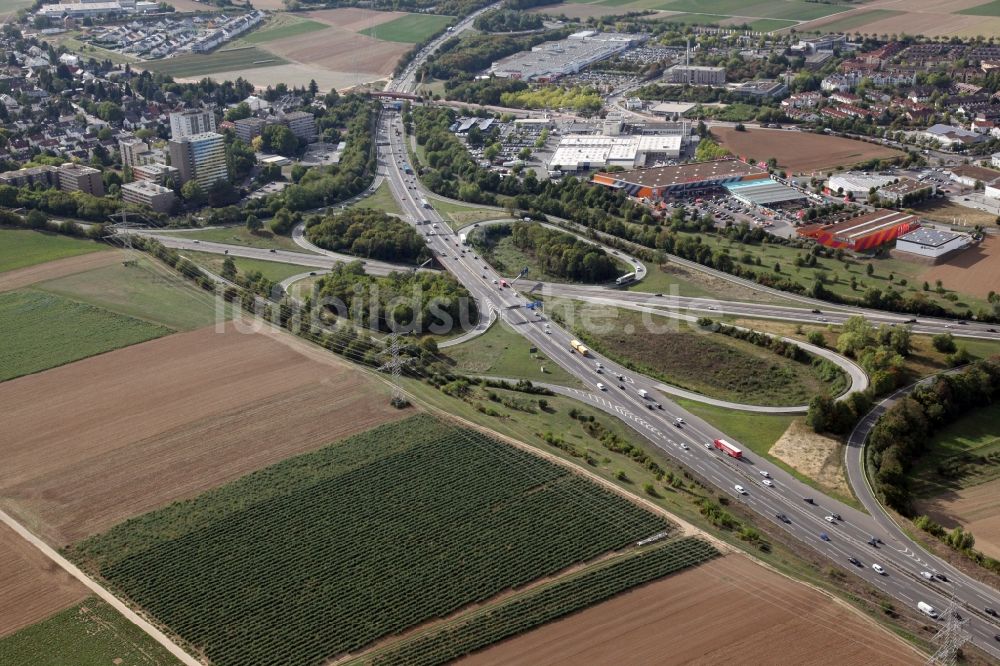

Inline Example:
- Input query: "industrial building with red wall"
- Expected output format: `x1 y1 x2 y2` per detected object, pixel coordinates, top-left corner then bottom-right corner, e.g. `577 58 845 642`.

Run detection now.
797 210 920 251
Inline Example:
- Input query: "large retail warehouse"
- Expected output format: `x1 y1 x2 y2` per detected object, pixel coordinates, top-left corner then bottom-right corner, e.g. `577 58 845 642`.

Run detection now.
591 158 769 200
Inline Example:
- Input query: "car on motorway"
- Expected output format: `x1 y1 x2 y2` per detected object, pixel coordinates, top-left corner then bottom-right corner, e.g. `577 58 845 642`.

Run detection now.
830 513 841 521
820 532 830 542
920 571 934 581
269 249 276 253
824 515 836 523
674 417 684 424
987 607 998 617
735 485 747 495
848 556 862 567
776 513 790 523
680 443 689 450
762 479 774 487
872 563 886 575
759 470 770 478
804 497 815 504
596 382 606 391
934 573 948 582
867 537 878 547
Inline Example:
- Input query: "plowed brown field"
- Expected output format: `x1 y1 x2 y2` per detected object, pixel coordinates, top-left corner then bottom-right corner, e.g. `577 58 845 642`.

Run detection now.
461 555 920 666
0 522 87 637
0 322 404 546
713 127 903 174
920 235 1000 299
919 478 1000 561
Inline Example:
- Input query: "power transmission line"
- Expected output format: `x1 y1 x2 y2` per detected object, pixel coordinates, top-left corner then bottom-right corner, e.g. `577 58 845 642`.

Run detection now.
926 593 970 666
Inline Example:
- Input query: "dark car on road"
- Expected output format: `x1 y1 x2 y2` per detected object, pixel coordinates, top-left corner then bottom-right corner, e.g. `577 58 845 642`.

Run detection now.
776 513 790 524
848 556 861 567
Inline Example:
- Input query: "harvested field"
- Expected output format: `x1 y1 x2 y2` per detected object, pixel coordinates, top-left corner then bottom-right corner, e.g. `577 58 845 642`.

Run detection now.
0 249 123 293
462 554 920 666
798 0 1000 37
0 323 403 545
191 64 383 92
911 199 998 227
770 418 853 499
302 7 409 31
920 235 1000 299
0 522 87 638
712 127 903 174
263 29 408 77
918 479 1000 561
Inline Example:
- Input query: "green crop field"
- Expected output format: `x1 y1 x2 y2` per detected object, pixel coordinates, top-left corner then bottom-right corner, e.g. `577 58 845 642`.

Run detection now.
140 46 287 78
36 257 222 331
361 537 718 666
910 403 1000 496
163 226 303 252
360 14 454 43
0 229 105 273
240 17 328 44
958 0 1000 16
0 597 180 666
70 414 669 666
0 290 171 382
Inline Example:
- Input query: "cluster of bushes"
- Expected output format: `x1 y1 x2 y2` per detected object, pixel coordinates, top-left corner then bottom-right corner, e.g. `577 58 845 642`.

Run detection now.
569 409 665 479
0 182 133 223
499 86 603 115
305 208 430 264
914 516 1000 575
867 356 1000 515
475 222 620 283
315 261 477 335
444 77 529 106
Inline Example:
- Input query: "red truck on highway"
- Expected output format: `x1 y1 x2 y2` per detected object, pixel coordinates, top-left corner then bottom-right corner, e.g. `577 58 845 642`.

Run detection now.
713 439 743 459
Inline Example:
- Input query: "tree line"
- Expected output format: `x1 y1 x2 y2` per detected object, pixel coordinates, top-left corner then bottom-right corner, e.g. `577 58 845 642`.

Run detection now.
305 208 430 264
505 221 620 282
473 9 543 32
867 356 1000 515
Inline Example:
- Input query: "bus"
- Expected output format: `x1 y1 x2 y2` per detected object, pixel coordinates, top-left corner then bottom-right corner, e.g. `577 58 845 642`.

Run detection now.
570 339 590 356
615 272 636 286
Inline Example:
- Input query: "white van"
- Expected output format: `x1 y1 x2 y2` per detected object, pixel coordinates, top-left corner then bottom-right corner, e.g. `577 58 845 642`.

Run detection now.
637 389 649 399
918 601 939 619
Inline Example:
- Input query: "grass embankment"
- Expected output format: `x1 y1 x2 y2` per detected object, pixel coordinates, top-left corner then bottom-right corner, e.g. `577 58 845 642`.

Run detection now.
427 195 506 230
350 182 404 216
682 231 992 317
0 229 105 273
0 597 181 665
164 226 303 252
549 301 845 407
910 403 1000 497
179 249 316 284
445 320 580 387
0 290 171 382
36 256 223 331
628 261 803 305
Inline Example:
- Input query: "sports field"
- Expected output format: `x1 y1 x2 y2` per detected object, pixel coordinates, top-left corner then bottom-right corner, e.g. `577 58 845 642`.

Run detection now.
0 290 171 383
360 13 454 43
0 229 105 274
69 414 671 665
140 46 287 78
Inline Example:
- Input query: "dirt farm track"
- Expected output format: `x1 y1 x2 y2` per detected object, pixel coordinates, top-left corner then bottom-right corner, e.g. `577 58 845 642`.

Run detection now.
462 555 920 665
713 127 904 174
0 322 404 546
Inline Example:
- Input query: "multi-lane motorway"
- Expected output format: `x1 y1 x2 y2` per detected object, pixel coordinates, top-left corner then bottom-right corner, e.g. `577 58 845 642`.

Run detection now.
378 37 1000 654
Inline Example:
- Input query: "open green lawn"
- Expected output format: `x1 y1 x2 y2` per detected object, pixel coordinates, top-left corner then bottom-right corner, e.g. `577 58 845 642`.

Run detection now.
549 300 845 407
910 403 1000 497
360 14 454 43
350 182 404 216
0 290 171 382
0 597 181 666
689 231 990 317
140 46 286 78
426 195 506 230
240 16 328 44
673 398 794 458
0 229 105 273
445 320 581 386
163 226 303 252
808 9 902 32
958 0 1000 16
36 256 222 331
180 249 316 284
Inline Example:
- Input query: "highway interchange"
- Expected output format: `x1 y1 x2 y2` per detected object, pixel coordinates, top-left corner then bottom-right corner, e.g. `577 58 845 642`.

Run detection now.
375 22 1000 657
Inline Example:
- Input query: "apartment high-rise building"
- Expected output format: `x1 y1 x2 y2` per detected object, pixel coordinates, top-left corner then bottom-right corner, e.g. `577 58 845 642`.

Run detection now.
169 108 217 140
56 163 105 196
122 180 176 213
119 137 151 169
282 111 317 143
168 132 229 189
